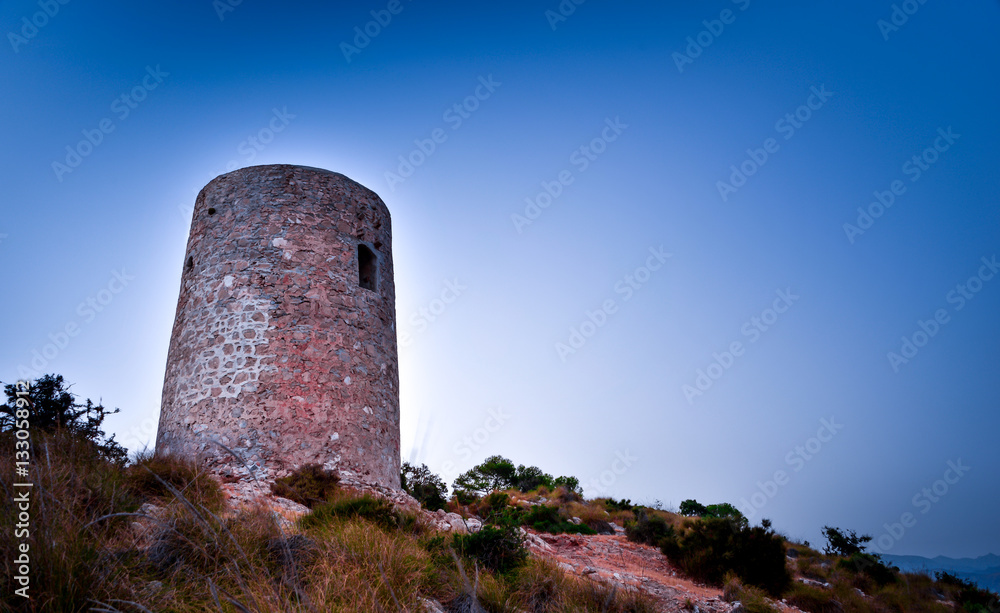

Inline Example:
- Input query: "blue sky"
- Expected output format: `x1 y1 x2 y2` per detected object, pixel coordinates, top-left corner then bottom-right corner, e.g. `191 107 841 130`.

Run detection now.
1 1 998 557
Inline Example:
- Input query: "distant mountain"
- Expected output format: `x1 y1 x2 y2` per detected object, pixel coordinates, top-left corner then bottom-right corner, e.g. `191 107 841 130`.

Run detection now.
880 554 1000 594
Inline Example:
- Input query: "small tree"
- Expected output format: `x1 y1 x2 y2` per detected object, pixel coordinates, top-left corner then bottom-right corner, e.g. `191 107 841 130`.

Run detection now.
452 455 518 498
514 464 553 492
553 475 582 494
400 462 448 511
680 499 708 516
0 374 127 465
822 526 872 557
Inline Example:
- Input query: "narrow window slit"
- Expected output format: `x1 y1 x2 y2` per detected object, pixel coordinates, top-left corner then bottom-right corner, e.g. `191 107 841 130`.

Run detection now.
358 244 377 291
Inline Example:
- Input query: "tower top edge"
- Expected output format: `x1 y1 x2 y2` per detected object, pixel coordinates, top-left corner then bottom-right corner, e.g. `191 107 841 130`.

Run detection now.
202 165 388 212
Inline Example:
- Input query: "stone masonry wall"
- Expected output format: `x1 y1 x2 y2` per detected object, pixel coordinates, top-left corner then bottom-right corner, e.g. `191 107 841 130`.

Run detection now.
156 164 400 488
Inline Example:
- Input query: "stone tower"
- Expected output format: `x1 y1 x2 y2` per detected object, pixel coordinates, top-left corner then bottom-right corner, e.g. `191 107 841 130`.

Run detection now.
156 164 400 489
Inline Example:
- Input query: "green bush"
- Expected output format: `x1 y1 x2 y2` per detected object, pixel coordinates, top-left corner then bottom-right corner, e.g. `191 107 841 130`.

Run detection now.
625 510 673 546
659 517 790 597
453 523 528 575
301 494 400 530
523 504 595 535
400 462 448 511
477 491 512 523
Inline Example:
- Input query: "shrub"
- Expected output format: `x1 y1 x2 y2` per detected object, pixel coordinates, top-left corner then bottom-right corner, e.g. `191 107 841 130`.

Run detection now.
660 517 790 596
836 552 897 587
453 522 528 575
523 504 595 535
515 464 554 492
552 475 582 494
400 462 448 511
703 503 747 526
722 575 782 613
126 450 225 512
784 582 843 613
270 463 340 508
302 494 400 531
606 497 636 512
822 525 872 557
1 374 128 464
679 499 707 516
625 510 673 546
474 491 512 523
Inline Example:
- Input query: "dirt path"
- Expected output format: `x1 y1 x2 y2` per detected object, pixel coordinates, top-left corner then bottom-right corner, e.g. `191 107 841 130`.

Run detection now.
523 528 803 613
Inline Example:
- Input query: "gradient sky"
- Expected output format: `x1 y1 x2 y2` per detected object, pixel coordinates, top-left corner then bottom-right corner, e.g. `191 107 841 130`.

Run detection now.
1 1 998 558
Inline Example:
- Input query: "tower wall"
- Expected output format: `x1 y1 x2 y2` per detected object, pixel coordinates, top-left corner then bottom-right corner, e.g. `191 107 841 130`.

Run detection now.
156 164 400 488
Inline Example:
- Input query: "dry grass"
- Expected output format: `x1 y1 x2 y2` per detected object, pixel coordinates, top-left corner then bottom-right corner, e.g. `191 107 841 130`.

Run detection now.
4 430 993 613
722 574 782 613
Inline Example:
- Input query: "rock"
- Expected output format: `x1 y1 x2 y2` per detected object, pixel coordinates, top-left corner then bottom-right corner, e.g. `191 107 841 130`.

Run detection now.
786 547 799 558
271 511 294 531
141 580 164 596
569 516 582 525
583 566 599 575
729 602 746 613
558 562 575 573
444 512 468 534
271 496 310 516
466 517 483 533
139 502 164 517
419 597 447 613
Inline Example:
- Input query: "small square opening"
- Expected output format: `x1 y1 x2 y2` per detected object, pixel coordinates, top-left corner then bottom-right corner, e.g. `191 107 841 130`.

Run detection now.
358 244 377 291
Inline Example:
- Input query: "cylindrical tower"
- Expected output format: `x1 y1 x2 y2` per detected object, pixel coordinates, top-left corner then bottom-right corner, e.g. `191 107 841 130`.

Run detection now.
156 164 400 488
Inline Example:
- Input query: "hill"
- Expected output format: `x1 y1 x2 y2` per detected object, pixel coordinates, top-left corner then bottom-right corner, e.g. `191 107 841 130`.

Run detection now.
880 553 1000 593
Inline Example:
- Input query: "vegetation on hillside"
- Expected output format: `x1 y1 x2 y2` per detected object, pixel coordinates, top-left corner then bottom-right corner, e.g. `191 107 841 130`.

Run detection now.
3 374 998 613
